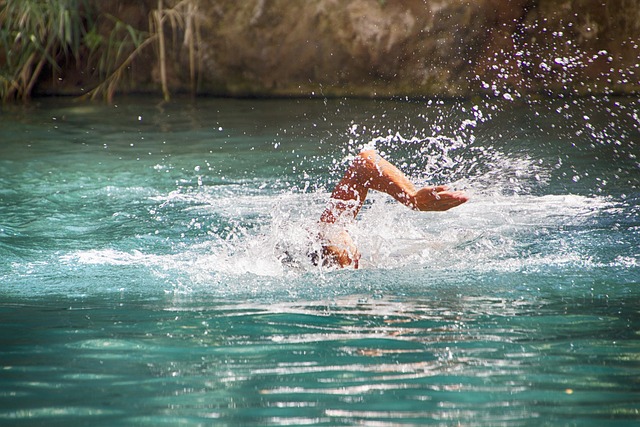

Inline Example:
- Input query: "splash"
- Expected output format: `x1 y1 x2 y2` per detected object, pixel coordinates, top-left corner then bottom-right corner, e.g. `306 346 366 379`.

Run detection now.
51 96 636 298
59 150 615 291
58 186 617 303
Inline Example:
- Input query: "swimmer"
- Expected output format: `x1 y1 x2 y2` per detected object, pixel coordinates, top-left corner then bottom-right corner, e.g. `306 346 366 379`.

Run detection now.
317 149 469 268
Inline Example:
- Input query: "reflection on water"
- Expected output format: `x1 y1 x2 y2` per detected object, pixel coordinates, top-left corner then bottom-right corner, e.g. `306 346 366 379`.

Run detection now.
1 294 638 425
0 96 638 425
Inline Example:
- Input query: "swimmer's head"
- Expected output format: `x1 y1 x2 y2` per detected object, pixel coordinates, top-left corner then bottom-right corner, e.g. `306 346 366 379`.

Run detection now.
321 230 360 269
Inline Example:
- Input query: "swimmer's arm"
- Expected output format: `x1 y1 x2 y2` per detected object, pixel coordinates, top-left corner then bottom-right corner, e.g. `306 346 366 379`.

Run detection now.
320 150 468 222
345 150 468 212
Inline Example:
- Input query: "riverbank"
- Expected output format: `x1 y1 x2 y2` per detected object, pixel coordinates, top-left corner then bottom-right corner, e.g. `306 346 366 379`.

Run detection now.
32 0 640 100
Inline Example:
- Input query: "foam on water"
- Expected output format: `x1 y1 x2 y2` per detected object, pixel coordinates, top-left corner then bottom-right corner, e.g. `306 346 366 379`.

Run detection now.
59 151 617 297
3 95 634 301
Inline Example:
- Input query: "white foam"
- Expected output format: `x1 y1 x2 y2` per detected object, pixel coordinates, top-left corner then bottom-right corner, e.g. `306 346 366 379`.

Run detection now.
61 187 615 285
59 143 620 293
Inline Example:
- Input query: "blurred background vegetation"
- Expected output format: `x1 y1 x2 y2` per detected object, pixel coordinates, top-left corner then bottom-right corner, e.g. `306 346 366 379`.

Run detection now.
0 0 198 102
1 0 638 102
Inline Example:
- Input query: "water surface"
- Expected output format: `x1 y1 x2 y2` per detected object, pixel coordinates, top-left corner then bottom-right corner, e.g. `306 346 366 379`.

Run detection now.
1 96 638 425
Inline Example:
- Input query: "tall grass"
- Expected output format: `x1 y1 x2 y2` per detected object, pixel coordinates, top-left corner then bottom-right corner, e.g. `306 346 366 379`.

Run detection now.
0 0 201 102
0 0 93 100
149 0 202 102
81 13 154 103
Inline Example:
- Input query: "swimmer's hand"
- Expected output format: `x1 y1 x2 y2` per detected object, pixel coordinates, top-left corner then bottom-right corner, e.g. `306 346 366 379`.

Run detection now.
411 186 469 211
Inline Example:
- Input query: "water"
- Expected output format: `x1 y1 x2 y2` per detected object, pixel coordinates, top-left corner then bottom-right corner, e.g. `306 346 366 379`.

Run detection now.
0 96 638 426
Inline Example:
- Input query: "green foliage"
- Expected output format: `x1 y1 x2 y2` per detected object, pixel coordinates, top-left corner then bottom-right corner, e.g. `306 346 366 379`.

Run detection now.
0 0 201 102
82 0 202 102
81 14 153 102
0 0 149 102
0 0 93 100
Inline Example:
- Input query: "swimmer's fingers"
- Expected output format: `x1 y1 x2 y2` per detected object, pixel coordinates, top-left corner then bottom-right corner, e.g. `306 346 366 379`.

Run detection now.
413 187 469 211
433 190 469 210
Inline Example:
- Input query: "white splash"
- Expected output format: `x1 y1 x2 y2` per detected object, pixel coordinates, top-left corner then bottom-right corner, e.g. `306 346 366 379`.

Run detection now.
61 181 615 283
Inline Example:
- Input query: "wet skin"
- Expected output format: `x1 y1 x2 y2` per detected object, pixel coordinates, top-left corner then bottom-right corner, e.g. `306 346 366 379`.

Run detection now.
319 150 469 268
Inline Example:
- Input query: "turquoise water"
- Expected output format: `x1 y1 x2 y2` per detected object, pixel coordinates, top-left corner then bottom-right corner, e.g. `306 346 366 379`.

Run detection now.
1 96 638 426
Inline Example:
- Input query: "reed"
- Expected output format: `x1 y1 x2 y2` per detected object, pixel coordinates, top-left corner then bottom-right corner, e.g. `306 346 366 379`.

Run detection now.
81 15 154 103
0 0 92 100
1 0 201 102
149 0 202 102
